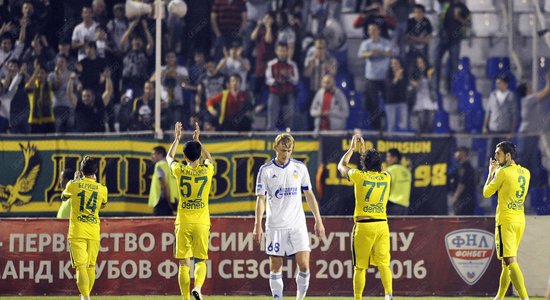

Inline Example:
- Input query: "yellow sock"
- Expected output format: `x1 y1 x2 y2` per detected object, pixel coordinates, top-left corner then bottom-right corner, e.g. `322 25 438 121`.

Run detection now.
87 267 96 295
508 262 528 298
379 265 393 295
496 263 511 298
178 265 191 300
353 267 366 300
194 261 207 289
76 265 90 297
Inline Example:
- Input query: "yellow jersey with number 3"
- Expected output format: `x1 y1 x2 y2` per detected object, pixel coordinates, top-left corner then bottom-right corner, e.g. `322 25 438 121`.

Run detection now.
62 177 108 240
483 163 530 224
171 160 214 225
348 169 391 220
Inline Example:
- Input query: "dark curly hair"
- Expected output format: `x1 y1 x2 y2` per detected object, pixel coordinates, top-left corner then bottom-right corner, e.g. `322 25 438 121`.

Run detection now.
362 149 382 172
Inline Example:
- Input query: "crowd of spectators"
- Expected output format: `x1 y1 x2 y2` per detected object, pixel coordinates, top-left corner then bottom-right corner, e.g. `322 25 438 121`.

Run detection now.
0 0 539 135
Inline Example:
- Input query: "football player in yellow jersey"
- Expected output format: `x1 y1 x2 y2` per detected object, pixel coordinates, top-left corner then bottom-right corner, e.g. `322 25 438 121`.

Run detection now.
483 141 530 300
338 134 393 300
62 157 108 300
167 122 214 300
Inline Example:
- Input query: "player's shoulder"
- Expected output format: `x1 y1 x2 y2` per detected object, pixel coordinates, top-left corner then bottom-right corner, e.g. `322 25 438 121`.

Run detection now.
290 158 305 166
259 160 275 170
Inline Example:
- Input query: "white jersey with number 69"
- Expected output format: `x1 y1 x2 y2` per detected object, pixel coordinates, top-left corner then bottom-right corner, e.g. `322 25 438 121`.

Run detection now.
256 159 312 230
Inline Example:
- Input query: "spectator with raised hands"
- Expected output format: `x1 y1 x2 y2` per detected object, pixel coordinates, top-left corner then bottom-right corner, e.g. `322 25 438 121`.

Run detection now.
48 55 73 133
25 62 55 133
120 19 153 97
72 6 98 62
0 19 26 76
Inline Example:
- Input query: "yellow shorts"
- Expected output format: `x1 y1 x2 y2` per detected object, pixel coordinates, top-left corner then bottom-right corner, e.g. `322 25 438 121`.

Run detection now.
351 221 390 268
69 238 100 268
495 222 525 259
175 223 210 260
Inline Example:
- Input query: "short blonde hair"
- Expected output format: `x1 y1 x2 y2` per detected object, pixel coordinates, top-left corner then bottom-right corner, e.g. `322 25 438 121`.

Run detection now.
274 133 294 148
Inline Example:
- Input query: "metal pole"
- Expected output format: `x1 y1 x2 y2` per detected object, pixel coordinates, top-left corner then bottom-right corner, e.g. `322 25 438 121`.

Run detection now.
154 0 163 139
532 14 539 89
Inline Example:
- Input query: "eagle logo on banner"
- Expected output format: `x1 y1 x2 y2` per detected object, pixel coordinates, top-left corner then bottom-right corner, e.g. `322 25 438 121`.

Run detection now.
0 142 41 211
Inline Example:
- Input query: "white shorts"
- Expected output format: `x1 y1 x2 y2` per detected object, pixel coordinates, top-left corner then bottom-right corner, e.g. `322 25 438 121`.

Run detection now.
265 226 311 256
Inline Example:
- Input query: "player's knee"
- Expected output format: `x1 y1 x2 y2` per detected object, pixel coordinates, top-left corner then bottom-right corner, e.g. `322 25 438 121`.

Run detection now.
87 265 95 268
296 261 309 272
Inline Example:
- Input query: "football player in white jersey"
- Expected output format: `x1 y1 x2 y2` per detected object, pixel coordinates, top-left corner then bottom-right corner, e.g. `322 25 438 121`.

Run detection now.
253 133 325 300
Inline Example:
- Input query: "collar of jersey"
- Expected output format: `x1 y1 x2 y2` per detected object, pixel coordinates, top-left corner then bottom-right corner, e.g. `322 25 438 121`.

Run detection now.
82 177 95 181
272 158 291 169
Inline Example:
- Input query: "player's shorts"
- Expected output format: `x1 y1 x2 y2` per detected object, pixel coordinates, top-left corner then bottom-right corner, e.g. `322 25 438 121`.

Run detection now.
351 220 390 268
175 223 210 260
69 238 100 268
265 226 310 256
495 222 525 259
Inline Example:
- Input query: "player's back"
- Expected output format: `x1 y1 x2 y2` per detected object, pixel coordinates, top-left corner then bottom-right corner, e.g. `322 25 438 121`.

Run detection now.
348 169 391 220
256 159 311 230
171 161 214 225
63 177 108 240
494 164 530 224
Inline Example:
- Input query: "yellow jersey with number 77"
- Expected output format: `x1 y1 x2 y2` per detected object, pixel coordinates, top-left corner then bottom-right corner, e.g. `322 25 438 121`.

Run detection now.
348 169 391 220
170 160 214 225
483 163 530 224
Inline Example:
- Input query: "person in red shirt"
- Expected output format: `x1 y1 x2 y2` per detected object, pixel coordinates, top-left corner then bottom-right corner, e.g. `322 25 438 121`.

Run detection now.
206 74 252 131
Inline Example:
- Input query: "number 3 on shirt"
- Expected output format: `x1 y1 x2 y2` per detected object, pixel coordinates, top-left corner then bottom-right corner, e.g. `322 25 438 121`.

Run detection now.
516 176 526 198
179 176 208 198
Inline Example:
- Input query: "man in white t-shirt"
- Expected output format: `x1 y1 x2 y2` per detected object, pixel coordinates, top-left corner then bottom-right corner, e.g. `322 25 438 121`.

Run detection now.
253 133 325 300
72 6 98 61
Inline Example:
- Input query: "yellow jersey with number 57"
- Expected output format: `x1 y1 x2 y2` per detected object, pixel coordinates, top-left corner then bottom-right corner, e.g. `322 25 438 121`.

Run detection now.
62 177 108 240
171 160 214 225
483 163 530 224
348 169 391 220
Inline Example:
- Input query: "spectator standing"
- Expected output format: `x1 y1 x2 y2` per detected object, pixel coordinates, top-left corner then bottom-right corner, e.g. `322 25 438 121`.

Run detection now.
483 75 518 149
352 0 396 40
21 34 56 73
106 4 128 52
25 63 54 133
0 21 26 76
4 59 29 133
57 39 77 71
358 23 394 131
265 42 299 130
120 19 153 97
405 4 432 67
451 146 476 215
207 74 252 131
244 0 271 56
148 146 178 216
187 51 207 87
48 55 73 133
303 37 337 129
72 6 98 62
385 148 411 215
387 0 413 59
67 70 113 133
211 0 247 59
385 57 408 131
0 60 24 132
131 81 157 131
216 41 251 90
409 55 438 133
91 0 108 26
434 0 470 93
160 50 189 125
78 42 107 93
250 12 276 110
310 74 349 131
199 59 227 100
95 25 114 61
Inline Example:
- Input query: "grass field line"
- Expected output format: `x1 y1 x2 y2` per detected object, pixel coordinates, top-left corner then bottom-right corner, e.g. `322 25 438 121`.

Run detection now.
0 297 545 300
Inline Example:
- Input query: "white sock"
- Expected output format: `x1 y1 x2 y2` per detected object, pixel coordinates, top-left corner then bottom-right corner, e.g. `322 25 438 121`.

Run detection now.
384 294 392 300
269 272 284 299
296 271 310 300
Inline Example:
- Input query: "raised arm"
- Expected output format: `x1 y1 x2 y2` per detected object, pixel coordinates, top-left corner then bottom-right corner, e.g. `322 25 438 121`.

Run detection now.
101 69 113 106
67 73 78 108
338 134 361 177
192 122 213 163
167 122 183 166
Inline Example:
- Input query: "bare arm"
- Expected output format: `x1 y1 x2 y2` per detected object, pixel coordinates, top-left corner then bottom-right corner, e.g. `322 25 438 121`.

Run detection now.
102 72 113 107
211 12 221 37
253 195 266 244
250 21 261 40
452 183 465 204
142 20 154 55
67 73 78 108
166 122 183 166
119 20 138 52
303 189 326 239
192 122 213 163
338 134 362 177
535 73 550 100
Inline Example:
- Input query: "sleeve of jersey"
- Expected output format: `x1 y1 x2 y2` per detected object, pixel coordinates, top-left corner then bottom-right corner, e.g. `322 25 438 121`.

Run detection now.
301 165 312 191
206 161 215 177
347 169 358 183
61 181 73 200
255 165 267 196
483 169 503 198
170 161 180 178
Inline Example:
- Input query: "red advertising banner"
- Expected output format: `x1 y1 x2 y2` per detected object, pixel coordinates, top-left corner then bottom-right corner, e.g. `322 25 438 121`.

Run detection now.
0 217 500 296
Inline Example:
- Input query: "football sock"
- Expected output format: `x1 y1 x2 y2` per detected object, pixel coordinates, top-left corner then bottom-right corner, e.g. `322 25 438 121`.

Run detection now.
87 266 96 294
194 261 207 291
379 265 393 295
508 262 528 298
269 272 284 299
353 267 366 300
178 264 191 300
496 263 511 299
76 265 90 298
295 271 310 300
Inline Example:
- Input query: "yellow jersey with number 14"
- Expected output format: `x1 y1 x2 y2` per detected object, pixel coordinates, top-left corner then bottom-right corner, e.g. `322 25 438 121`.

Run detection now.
483 163 530 224
348 169 391 220
62 177 108 240
171 161 214 225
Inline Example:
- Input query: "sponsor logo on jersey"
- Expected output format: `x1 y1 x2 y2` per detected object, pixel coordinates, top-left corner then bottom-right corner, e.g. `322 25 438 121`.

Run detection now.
445 229 494 285
274 187 298 199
